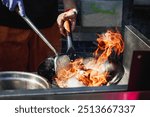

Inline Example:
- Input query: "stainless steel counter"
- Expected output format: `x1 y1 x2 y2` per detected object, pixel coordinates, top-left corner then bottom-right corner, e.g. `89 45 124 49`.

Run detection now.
0 85 127 99
1 85 150 100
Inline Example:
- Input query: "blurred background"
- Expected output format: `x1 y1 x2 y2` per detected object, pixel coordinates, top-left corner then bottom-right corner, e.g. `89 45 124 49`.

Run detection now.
58 0 150 53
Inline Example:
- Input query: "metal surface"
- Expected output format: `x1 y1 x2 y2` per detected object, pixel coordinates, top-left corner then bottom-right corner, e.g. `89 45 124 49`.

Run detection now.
55 55 70 74
2 89 150 100
123 25 150 72
0 71 50 90
0 85 127 99
118 25 150 85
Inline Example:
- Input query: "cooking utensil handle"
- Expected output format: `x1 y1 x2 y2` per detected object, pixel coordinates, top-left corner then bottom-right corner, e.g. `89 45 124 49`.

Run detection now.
64 20 75 52
66 32 74 50
18 14 58 56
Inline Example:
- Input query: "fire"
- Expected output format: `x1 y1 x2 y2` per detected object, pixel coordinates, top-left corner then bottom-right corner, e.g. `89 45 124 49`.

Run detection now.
55 30 124 88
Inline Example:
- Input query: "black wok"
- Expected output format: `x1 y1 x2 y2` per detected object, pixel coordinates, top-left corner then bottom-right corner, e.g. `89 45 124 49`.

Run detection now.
37 52 125 87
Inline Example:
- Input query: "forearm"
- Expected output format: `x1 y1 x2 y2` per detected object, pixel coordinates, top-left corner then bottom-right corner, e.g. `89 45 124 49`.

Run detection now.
63 0 76 10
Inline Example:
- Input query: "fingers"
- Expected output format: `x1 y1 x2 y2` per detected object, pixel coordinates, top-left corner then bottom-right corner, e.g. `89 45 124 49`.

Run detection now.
1 0 25 16
9 0 15 11
57 9 77 36
57 13 66 36
2 0 9 7
17 0 25 16
2 0 14 10
63 9 77 20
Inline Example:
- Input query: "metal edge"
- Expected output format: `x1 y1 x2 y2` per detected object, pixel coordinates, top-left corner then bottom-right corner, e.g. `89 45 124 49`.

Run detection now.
0 85 127 99
0 71 51 89
125 25 150 47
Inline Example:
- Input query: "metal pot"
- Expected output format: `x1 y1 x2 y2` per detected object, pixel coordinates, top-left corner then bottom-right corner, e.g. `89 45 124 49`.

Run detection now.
0 71 50 90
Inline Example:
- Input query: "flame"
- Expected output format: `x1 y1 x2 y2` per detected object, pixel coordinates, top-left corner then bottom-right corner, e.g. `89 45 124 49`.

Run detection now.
55 30 124 88
94 30 124 64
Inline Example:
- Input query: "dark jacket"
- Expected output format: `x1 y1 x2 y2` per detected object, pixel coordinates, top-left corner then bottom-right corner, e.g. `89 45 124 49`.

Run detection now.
0 0 58 29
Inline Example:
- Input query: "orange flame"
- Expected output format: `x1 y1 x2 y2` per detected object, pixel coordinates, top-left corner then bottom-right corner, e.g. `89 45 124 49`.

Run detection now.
55 30 124 88
94 30 124 64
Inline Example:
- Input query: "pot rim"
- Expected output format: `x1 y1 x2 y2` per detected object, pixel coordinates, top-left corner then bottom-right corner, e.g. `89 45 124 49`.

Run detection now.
0 71 51 89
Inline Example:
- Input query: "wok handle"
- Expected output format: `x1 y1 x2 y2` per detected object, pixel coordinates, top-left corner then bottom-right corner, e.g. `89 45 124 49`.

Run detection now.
18 13 58 56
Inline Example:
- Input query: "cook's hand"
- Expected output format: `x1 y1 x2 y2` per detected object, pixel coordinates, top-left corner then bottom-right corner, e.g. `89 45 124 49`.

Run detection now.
57 8 77 36
1 0 25 16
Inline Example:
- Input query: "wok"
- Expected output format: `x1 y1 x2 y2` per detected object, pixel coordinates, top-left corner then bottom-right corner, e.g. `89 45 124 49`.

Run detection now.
37 52 125 87
0 71 50 90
